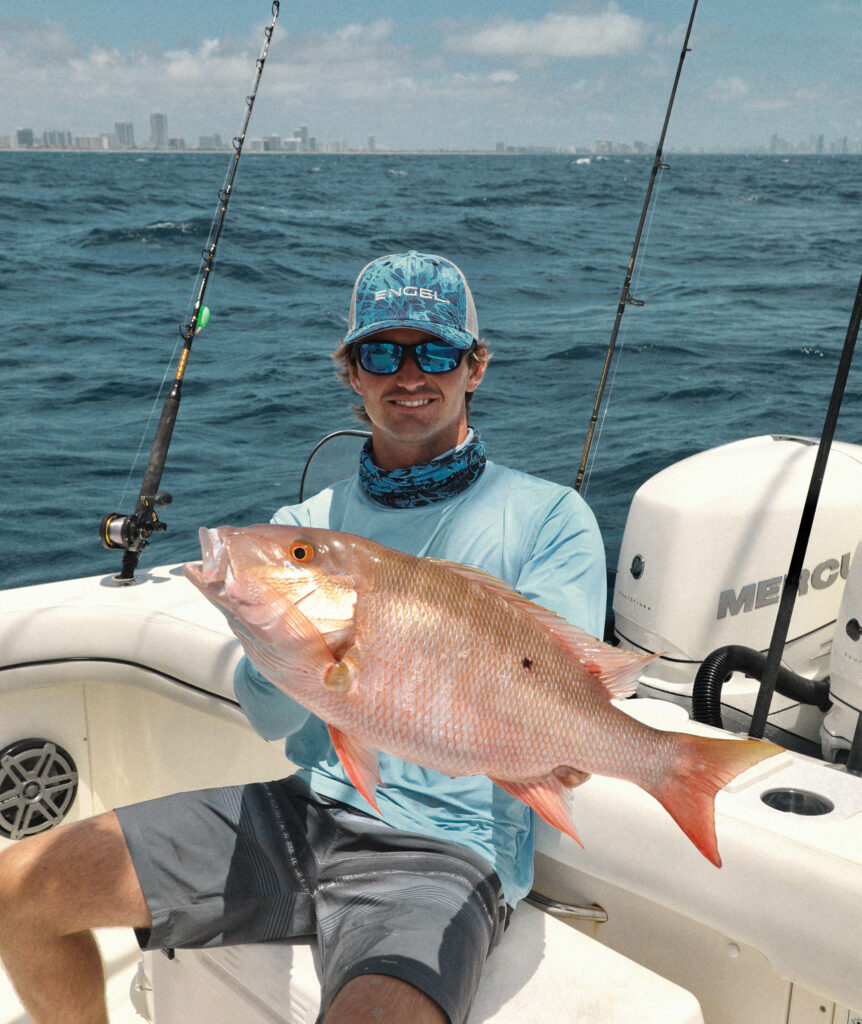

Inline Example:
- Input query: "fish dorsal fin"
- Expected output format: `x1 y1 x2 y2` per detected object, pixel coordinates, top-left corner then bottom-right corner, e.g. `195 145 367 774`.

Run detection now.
433 558 655 699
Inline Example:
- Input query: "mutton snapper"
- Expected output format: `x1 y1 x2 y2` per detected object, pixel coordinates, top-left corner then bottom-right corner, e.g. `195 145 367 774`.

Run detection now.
183 524 781 867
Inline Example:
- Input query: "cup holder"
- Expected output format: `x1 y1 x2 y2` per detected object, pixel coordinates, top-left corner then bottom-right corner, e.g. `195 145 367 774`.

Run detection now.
760 788 834 816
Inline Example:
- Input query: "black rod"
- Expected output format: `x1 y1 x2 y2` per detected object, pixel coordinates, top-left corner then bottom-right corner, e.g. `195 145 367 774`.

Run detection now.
100 2 280 583
575 0 699 492
749 268 862 739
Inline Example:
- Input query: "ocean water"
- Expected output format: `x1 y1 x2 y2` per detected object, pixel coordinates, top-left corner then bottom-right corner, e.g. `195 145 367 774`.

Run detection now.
2 151 861 591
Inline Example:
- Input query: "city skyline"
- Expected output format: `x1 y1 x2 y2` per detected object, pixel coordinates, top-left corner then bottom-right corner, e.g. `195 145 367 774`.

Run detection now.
2 1 862 153
5 113 860 157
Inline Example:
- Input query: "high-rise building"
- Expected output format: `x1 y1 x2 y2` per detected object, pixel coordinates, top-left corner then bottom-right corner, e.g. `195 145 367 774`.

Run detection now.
150 113 168 149
43 129 73 148
15 129 34 148
115 122 135 148
294 125 309 151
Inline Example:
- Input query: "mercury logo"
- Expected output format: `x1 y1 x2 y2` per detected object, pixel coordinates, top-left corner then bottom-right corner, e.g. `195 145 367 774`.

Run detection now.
716 552 851 619
374 286 451 304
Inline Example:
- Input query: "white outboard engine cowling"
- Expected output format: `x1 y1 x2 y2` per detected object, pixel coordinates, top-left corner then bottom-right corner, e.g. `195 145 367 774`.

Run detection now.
822 537 862 763
613 436 862 708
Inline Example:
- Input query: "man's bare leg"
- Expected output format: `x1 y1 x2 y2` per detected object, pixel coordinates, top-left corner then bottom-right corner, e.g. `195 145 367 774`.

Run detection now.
0 811 151 1024
325 974 448 1024
1 814 455 1024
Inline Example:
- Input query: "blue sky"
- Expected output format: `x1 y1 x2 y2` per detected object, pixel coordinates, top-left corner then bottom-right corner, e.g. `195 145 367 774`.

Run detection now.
2 1 861 151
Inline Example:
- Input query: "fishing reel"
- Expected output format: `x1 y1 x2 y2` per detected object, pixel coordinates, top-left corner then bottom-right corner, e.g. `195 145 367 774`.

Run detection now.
100 493 172 582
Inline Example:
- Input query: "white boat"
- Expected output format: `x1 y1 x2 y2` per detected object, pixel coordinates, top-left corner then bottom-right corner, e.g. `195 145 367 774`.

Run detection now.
2 425 861 1024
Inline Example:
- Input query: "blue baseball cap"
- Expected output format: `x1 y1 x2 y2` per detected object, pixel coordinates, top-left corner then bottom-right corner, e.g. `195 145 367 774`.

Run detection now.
343 250 479 349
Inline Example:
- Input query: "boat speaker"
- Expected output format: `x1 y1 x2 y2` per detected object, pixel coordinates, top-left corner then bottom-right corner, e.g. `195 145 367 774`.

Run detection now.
0 738 79 841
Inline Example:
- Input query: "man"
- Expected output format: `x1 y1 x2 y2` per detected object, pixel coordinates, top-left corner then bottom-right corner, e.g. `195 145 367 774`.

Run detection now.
0 251 606 1024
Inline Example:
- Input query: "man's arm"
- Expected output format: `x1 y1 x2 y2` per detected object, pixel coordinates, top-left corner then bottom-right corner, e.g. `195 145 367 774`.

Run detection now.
233 657 312 740
233 657 338 763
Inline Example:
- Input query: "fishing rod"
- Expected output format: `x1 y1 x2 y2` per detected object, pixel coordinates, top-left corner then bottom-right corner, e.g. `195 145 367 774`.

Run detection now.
574 0 699 493
748 267 862 741
100 2 280 584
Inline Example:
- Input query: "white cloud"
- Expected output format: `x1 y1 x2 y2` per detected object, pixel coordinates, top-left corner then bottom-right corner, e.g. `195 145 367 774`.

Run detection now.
710 77 749 101
446 6 646 58
0 16 267 132
490 70 520 84
748 98 794 112
264 19 419 105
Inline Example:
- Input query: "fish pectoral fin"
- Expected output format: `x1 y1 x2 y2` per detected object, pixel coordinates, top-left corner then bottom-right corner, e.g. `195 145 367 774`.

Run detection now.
490 774 585 849
328 726 382 813
324 656 358 693
553 765 591 788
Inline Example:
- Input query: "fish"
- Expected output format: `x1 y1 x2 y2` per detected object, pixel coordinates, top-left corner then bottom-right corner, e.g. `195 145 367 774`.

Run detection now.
183 524 782 867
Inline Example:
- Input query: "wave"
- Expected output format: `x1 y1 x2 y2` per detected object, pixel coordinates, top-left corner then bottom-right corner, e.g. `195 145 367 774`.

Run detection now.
80 219 211 248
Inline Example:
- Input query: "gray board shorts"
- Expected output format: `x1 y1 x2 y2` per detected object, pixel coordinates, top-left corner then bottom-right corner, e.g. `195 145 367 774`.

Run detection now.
116 775 510 1024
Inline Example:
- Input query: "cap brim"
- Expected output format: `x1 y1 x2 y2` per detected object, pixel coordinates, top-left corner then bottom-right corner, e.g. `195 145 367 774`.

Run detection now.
343 321 475 348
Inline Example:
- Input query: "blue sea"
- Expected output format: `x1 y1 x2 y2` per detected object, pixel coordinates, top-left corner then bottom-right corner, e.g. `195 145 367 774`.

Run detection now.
2 151 861 590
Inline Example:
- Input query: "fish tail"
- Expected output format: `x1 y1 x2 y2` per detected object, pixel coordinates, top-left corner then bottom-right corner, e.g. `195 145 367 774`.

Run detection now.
643 734 779 867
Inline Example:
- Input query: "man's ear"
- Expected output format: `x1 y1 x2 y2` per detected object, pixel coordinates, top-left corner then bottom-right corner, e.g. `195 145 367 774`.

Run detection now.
348 362 362 395
465 356 487 394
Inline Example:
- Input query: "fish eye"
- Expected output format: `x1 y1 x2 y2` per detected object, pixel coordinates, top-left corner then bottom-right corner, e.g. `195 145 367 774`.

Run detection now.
288 540 315 563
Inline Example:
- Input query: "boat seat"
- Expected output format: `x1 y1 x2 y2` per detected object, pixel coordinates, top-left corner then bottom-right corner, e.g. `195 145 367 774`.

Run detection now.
144 901 704 1023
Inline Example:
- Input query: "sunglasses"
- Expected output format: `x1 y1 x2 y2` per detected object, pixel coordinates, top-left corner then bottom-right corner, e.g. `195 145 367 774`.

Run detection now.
354 340 467 375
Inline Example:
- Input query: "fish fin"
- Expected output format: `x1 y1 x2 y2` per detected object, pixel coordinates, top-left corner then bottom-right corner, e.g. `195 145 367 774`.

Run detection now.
433 558 655 699
642 734 780 867
491 774 585 849
324 656 358 693
554 765 591 788
328 726 382 813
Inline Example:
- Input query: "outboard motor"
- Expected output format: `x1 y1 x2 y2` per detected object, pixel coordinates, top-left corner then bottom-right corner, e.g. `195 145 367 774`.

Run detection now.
613 435 862 747
821 537 862 764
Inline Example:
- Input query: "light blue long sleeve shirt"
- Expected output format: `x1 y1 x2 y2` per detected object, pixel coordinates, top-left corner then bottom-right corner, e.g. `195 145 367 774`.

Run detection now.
233 460 606 905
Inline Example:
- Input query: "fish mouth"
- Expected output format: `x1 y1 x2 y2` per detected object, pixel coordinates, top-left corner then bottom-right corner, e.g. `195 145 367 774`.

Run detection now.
182 527 231 592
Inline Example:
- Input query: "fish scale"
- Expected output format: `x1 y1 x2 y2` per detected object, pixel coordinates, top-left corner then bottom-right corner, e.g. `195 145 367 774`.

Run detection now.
185 524 783 866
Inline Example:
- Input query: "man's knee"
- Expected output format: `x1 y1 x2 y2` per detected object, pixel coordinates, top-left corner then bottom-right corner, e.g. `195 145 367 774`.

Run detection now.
325 974 448 1024
0 838 43 935
0 812 150 939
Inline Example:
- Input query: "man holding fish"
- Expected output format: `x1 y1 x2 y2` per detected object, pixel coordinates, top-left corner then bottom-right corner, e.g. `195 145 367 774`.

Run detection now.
0 251 775 1024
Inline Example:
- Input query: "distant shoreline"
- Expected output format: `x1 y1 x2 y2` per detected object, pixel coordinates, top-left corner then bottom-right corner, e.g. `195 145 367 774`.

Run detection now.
3 148 860 157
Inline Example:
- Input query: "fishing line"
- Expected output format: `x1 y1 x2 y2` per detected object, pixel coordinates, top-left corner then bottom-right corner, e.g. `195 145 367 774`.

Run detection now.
117 341 183 511
119 177 230 511
580 161 668 495
119 171 235 510
101 1 280 584
749 265 862 740
121 151 244 510
574 0 699 492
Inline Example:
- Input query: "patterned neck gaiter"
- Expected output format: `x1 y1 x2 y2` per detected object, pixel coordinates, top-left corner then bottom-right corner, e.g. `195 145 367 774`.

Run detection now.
358 430 486 508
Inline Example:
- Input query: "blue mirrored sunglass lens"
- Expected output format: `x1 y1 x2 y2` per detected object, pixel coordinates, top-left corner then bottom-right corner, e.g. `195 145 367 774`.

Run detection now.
356 341 465 374
415 343 462 372
358 343 401 373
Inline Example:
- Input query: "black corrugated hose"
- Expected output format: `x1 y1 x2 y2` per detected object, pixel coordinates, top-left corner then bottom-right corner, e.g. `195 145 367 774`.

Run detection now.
691 645 831 729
